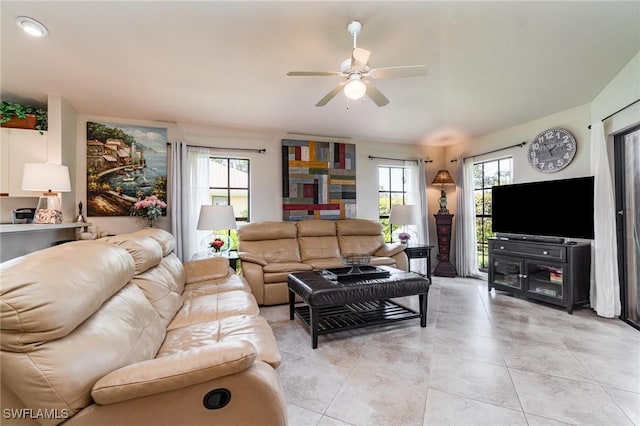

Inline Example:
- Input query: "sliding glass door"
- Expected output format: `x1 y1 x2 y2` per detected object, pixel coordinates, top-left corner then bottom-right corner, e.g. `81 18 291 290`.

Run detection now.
615 125 640 330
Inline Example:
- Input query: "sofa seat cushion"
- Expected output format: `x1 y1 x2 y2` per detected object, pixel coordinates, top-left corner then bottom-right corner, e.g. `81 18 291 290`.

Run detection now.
369 256 397 266
158 315 281 368
302 258 345 270
263 262 313 274
183 274 251 298
167 291 259 330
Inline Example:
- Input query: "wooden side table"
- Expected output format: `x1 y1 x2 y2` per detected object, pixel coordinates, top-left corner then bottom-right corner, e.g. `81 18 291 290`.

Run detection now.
433 214 456 277
404 244 434 281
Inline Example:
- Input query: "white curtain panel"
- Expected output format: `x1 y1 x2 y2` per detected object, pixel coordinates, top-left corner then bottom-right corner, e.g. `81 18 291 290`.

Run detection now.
168 141 187 261
406 159 429 274
169 143 211 261
455 157 484 279
589 121 621 318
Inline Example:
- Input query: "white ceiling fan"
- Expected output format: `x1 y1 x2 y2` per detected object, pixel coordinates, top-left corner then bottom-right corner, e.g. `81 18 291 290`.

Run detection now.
287 20 428 107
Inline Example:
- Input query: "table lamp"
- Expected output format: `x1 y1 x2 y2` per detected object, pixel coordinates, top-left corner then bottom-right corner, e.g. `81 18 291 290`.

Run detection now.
389 204 417 243
22 163 71 224
431 169 455 215
196 205 237 255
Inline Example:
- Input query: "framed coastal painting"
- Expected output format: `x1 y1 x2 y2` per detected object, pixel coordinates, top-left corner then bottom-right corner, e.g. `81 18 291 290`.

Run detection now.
86 121 168 216
281 139 356 221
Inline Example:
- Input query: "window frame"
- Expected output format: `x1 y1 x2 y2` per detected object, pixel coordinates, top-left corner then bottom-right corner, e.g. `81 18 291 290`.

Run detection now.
378 165 410 243
208 157 250 250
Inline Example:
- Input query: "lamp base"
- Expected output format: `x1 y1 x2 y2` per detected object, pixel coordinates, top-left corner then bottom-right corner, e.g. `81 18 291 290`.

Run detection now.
437 189 450 215
33 194 63 224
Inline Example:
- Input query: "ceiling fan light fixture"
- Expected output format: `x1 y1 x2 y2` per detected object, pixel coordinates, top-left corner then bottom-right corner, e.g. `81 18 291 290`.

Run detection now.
343 78 366 100
16 16 48 37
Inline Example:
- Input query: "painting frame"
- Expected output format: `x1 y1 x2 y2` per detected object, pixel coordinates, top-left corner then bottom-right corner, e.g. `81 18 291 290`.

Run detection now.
86 121 168 217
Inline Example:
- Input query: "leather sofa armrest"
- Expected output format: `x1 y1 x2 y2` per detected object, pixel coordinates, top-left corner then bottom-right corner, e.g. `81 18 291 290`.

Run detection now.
91 341 256 405
184 257 230 283
238 251 268 266
374 243 405 257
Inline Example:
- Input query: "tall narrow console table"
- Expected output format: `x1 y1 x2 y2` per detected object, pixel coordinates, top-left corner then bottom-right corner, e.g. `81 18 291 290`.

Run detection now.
433 214 456 277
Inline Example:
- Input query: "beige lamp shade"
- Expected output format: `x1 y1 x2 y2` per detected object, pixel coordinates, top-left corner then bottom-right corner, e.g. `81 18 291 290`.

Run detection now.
389 204 418 225
197 205 237 230
431 169 455 186
22 163 71 192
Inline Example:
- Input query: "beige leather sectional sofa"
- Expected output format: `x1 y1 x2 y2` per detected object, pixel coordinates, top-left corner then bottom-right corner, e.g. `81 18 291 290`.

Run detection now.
0 228 286 426
238 219 409 305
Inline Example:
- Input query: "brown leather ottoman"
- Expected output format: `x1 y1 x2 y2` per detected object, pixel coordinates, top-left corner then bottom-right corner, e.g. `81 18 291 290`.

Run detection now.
288 266 430 348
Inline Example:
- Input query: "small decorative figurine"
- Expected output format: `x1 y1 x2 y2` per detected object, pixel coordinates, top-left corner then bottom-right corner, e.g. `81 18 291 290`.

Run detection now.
75 201 86 223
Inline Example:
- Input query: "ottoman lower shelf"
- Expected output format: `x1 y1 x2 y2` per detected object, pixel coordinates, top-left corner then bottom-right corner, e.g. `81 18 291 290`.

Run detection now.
294 299 420 336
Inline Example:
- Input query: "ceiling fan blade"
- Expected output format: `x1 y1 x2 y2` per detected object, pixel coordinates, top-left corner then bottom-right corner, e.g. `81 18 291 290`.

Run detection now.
367 65 428 79
315 82 347 107
351 48 371 67
287 71 343 77
365 81 390 107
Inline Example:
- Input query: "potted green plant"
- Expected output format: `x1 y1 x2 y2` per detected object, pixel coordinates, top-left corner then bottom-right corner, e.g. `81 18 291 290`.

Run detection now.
0 101 48 131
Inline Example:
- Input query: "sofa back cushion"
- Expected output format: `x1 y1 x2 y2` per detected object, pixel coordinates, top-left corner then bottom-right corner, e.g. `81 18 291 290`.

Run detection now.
101 234 163 274
130 228 176 256
1 241 166 422
296 220 340 261
238 221 301 263
101 233 187 326
336 219 385 255
131 253 186 328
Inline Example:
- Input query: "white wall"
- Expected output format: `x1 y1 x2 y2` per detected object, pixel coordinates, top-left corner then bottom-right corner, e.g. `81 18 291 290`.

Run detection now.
180 124 444 241
443 50 639 269
591 50 640 136
73 118 447 238
40 50 640 250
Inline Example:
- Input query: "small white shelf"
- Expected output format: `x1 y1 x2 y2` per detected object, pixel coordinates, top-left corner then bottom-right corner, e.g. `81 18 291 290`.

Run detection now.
0 223 89 234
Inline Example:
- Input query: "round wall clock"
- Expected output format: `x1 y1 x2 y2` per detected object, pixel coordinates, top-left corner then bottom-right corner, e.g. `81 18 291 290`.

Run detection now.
527 128 577 173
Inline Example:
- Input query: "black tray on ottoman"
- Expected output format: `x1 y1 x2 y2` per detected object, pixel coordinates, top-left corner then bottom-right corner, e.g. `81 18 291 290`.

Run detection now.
320 266 391 282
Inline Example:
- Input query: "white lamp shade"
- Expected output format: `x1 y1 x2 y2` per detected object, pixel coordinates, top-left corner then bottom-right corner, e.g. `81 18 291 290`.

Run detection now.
389 204 418 225
197 205 237 230
22 163 71 192
343 79 367 100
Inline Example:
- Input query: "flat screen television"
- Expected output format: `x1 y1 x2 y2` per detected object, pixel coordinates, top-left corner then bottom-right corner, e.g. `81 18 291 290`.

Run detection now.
491 176 594 240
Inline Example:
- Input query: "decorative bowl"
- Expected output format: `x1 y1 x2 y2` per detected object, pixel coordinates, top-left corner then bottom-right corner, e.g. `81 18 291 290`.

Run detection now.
340 253 371 274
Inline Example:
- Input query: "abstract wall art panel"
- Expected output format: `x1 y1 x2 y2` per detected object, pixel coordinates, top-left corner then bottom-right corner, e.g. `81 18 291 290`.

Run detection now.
282 139 356 221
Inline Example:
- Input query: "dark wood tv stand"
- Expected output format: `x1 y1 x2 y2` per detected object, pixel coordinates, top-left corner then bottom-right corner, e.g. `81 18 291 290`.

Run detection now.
488 238 591 313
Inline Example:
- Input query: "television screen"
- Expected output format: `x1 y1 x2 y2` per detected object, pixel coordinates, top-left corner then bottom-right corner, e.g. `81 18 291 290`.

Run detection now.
491 176 594 240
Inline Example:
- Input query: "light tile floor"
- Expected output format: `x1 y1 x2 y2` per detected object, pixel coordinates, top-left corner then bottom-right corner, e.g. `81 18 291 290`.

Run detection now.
260 276 640 426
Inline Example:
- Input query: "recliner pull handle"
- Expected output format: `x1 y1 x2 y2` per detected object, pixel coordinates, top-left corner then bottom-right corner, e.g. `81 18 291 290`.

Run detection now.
203 389 231 410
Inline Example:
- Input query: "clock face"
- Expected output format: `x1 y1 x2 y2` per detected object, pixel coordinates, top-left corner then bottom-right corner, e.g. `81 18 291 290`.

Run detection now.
527 128 577 173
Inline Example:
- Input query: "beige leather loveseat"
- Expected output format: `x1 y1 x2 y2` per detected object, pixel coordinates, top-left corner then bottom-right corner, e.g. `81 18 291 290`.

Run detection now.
238 219 408 305
1 228 286 426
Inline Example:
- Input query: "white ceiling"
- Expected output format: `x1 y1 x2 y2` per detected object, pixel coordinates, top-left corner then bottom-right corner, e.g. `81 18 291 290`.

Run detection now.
1 1 639 145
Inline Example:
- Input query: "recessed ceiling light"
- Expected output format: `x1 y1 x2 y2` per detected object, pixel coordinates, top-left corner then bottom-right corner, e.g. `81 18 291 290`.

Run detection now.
16 16 48 37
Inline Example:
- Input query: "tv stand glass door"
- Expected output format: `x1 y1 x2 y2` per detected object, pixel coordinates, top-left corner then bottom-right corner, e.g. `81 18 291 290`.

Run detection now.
524 261 565 301
490 255 522 291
